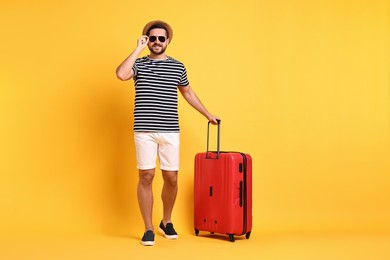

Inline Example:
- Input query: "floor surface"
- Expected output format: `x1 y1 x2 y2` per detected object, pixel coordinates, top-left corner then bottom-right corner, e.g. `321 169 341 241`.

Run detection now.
1 230 390 260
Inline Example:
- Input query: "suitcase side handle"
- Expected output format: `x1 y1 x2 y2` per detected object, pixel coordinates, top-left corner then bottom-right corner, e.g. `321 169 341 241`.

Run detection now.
206 119 221 159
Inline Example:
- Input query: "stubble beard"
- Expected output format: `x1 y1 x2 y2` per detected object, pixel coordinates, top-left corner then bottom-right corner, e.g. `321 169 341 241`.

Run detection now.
148 44 167 55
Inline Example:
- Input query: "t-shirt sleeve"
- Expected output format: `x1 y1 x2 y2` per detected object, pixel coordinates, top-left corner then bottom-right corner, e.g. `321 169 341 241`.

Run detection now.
178 65 189 87
132 60 138 80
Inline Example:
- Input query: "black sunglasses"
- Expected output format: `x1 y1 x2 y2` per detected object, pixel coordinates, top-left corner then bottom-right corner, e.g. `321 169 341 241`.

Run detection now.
149 36 166 43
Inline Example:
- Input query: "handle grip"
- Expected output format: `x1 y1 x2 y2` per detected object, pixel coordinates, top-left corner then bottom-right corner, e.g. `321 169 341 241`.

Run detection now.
206 119 221 159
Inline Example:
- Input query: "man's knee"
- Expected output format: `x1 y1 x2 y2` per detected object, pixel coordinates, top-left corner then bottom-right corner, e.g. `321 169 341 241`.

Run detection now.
162 171 178 187
139 169 155 186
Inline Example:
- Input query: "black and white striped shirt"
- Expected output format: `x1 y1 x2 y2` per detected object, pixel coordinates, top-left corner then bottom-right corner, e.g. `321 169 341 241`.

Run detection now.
132 56 189 132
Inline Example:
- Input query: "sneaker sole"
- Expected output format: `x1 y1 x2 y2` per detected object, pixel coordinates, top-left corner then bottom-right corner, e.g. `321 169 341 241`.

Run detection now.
141 241 155 246
159 227 178 239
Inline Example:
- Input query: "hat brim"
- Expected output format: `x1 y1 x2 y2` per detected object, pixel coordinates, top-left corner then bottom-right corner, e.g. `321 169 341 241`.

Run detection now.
142 20 173 42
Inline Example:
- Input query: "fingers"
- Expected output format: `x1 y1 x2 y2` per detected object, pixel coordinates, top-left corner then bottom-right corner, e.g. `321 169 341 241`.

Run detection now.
137 35 149 48
209 117 220 125
140 35 148 45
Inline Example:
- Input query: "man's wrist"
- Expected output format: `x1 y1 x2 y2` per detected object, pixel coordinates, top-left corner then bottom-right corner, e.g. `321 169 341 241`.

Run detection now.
135 45 145 53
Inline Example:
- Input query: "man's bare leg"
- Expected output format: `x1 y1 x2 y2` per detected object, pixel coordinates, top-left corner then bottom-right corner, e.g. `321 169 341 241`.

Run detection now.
137 169 155 232
159 170 179 239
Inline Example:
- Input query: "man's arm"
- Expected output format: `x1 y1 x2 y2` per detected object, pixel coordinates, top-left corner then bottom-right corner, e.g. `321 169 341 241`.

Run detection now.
178 85 220 124
116 36 149 81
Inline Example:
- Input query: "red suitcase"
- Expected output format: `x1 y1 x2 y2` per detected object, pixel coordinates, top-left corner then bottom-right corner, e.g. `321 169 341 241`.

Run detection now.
194 121 252 242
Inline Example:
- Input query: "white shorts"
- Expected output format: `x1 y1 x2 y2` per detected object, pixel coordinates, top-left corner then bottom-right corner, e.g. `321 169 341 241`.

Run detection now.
134 132 180 171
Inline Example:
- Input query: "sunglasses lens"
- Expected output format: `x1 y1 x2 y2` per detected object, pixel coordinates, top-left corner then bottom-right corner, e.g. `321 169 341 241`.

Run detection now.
149 36 166 43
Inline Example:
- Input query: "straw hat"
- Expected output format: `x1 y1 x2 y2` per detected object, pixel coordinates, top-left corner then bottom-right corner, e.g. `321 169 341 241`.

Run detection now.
142 20 173 41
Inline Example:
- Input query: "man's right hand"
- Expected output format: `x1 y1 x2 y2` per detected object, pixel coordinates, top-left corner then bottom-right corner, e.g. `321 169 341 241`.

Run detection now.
137 35 149 50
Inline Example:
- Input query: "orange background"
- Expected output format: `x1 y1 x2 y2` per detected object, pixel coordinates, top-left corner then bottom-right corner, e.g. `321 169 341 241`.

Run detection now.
1 0 389 241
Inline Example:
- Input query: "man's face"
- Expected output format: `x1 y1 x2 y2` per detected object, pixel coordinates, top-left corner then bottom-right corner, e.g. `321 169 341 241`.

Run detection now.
148 28 169 55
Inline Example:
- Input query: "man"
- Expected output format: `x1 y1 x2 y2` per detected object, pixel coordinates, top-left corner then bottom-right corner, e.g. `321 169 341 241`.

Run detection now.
116 20 219 246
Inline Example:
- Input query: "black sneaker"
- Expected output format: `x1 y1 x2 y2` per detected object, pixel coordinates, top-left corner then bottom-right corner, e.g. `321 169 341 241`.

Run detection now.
141 230 155 246
159 221 178 239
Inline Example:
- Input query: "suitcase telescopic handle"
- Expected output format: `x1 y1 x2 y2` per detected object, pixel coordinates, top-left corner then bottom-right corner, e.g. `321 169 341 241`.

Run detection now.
206 119 221 159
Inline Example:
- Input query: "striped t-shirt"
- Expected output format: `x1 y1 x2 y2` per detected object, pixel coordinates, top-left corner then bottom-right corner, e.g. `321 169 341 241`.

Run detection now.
132 56 189 132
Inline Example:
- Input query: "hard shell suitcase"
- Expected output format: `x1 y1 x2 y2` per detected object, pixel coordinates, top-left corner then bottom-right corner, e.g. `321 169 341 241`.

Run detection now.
194 121 252 242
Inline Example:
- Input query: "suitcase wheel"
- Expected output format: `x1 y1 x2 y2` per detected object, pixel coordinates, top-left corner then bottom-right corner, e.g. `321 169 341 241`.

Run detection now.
246 231 251 239
228 234 235 242
195 229 199 236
